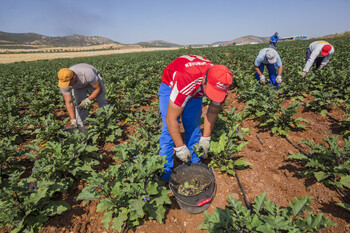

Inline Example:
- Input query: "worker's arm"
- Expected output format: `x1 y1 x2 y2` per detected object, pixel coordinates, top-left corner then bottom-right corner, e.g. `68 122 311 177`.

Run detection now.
166 101 184 147
254 65 263 76
63 93 76 120
277 65 283 76
203 102 221 137
88 80 102 100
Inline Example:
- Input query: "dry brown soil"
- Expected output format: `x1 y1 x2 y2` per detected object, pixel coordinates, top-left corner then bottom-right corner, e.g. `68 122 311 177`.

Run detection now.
0 45 178 64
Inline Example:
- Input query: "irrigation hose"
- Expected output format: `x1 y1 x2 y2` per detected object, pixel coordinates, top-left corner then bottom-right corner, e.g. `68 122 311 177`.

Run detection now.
335 186 350 203
232 166 252 211
256 135 263 145
283 136 310 157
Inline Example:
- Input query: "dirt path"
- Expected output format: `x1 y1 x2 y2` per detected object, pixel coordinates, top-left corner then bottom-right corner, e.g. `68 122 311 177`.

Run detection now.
0 47 178 64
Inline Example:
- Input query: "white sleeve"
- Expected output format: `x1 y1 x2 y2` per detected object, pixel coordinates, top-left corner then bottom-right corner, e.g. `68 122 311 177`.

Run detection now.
303 49 321 72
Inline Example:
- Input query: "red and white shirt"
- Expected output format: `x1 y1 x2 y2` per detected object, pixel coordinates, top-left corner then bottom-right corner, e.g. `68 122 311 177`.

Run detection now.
162 55 214 107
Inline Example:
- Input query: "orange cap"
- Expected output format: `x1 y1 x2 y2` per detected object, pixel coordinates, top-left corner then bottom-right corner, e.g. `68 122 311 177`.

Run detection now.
321 44 332 56
205 65 233 103
57 68 73 88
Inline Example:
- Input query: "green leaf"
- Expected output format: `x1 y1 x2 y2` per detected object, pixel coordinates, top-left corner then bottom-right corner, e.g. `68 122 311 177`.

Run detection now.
97 198 113 212
340 175 350 189
234 160 252 168
77 188 97 202
314 171 330 182
336 202 350 212
287 153 309 161
289 196 312 218
43 201 71 216
253 192 267 213
102 211 113 229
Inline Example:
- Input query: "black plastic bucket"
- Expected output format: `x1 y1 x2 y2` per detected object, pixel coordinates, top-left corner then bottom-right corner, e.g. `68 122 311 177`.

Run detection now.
169 163 216 214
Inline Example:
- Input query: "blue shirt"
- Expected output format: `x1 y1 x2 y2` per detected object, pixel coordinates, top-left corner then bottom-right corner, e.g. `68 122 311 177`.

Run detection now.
269 35 279 45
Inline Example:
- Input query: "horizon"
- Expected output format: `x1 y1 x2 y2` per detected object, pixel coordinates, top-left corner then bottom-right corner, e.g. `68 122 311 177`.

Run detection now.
1 0 350 45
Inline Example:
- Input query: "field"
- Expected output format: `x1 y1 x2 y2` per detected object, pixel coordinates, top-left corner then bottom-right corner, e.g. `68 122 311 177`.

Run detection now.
0 37 350 233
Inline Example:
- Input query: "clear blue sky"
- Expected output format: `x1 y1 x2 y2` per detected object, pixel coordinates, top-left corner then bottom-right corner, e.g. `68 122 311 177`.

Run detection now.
1 0 349 45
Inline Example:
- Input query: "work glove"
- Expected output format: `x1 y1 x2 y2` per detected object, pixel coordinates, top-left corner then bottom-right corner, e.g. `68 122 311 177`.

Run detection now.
174 145 191 162
70 119 77 127
301 71 307 78
78 98 91 109
259 75 266 84
196 136 211 159
276 75 282 84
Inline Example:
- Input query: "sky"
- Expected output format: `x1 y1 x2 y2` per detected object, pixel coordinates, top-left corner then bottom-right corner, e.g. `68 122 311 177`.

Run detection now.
1 0 350 45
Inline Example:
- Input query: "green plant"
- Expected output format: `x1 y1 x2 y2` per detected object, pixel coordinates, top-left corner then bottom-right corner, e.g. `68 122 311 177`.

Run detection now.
77 155 170 232
199 192 336 232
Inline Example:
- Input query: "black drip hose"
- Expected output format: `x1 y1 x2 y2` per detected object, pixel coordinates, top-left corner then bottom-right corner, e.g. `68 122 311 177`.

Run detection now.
336 186 350 203
233 166 252 211
283 136 310 158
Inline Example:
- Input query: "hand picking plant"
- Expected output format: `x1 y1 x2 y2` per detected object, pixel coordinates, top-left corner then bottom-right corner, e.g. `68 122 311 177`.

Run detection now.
77 154 171 232
198 192 336 233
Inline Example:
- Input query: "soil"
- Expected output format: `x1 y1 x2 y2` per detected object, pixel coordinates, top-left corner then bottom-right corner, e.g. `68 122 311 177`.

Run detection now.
0 46 178 64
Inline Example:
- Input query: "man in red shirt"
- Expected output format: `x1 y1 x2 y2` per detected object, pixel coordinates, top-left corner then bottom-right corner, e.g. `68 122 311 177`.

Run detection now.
158 55 233 182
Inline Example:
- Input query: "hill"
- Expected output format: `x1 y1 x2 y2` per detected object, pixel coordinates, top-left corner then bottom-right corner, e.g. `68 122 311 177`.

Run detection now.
0 31 119 47
137 40 181 47
211 35 269 46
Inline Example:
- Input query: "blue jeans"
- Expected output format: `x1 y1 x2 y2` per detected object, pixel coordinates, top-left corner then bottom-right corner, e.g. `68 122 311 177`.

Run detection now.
158 83 202 181
255 63 279 87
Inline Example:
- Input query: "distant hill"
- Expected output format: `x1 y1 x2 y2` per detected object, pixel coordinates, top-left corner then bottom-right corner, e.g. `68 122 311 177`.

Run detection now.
0 31 119 47
137 40 181 47
318 30 350 39
212 35 269 46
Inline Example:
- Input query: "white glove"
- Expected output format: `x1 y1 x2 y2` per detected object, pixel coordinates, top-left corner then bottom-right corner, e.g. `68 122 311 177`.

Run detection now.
276 76 282 84
197 137 211 159
301 71 307 78
78 98 91 109
70 119 77 127
259 75 266 84
174 145 191 162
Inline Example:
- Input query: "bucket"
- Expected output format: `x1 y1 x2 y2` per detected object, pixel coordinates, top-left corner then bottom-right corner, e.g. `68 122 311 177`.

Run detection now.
169 163 216 214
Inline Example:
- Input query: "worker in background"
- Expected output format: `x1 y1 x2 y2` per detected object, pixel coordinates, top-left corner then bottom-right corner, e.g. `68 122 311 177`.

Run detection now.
158 55 233 182
57 63 108 127
269 32 279 49
301 41 334 78
254 48 283 86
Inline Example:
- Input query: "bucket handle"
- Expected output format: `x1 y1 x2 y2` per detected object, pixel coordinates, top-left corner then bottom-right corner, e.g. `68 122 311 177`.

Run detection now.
197 198 211 207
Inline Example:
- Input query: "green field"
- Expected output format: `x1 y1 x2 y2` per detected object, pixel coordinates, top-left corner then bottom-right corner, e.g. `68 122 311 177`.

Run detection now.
1 37 349 232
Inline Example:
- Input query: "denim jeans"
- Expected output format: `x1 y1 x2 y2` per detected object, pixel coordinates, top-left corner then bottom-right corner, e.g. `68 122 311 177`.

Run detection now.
158 83 202 181
72 78 107 126
255 63 279 87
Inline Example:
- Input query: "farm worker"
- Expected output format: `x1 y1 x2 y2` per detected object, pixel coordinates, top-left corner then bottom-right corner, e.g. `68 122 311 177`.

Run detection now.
57 63 108 127
254 48 283 86
301 41 334 78
269 32 279 49
158 55 233 181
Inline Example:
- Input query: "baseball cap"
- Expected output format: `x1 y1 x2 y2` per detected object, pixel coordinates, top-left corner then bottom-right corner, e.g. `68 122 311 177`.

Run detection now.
205 65 233 102
265 49 277 64
321 44 332 56
57 68 73 88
